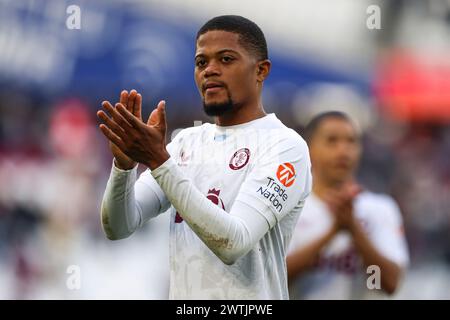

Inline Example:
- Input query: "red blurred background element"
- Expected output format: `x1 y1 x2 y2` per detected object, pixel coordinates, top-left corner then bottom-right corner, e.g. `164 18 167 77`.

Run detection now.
50 99 94 158
375 51 450 123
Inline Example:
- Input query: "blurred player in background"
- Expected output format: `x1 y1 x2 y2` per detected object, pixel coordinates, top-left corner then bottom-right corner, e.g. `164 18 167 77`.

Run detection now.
97 15 312 299
287 111 409 299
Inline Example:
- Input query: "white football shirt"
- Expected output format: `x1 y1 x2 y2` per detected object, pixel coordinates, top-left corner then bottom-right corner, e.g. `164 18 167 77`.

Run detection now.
288 191 409 299
123 114 311 299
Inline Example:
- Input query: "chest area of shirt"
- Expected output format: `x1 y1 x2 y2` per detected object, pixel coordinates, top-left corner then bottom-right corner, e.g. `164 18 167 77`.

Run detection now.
178 136 253 176
174 139 258 212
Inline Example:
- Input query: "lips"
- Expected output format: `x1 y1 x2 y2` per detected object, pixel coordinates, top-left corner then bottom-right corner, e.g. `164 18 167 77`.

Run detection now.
203 82 225 92
334 162 351 170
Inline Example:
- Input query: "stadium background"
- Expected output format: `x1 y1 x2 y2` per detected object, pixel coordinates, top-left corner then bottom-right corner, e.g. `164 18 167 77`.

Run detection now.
0 0 449 299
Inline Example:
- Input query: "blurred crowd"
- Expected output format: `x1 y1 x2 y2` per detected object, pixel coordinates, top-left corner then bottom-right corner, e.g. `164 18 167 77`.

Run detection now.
0 92 171 299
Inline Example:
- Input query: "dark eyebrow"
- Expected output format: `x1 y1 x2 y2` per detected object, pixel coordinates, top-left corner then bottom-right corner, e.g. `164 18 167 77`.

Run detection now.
195 49 240 60
217 49 240 56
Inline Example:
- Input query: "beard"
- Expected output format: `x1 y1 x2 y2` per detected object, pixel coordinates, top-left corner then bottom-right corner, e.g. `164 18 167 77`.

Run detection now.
202 91 238 117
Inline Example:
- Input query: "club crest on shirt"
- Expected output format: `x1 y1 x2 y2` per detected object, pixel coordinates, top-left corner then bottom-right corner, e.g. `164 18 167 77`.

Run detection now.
276 162 296 187
206 188 225 209
175 188 225 223
229 148 250 170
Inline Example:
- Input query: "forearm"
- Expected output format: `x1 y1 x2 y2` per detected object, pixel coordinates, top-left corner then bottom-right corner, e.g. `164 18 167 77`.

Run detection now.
101 162 161 240
101 164 139 239
151 158 269 265
350 220 402 294
287 225 337 282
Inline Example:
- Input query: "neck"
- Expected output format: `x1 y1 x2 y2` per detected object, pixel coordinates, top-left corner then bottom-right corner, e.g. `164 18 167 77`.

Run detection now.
215 97 266 126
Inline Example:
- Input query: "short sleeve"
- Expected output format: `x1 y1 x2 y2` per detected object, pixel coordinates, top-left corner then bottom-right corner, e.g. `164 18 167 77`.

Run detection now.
234 135 312 229
364 196 410 268
287 196 333 254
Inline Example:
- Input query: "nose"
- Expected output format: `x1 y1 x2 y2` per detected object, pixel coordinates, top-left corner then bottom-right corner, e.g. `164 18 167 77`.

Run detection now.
335 141 353 160
204 61 221 78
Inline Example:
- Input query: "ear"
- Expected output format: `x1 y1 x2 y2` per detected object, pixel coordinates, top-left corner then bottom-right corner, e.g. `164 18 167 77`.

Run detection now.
256 59 271 83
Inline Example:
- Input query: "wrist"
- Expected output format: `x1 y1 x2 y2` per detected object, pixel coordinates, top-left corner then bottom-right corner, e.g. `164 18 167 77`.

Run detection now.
114 158 137 171
147 149 170 170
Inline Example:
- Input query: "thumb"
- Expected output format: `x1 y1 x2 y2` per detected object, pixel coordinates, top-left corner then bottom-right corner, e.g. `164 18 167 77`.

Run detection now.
156 100 167 130
147 100 166 127
147 100 167 134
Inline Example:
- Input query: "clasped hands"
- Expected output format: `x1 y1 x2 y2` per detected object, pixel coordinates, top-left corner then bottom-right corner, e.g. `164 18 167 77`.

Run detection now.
96 89 170 171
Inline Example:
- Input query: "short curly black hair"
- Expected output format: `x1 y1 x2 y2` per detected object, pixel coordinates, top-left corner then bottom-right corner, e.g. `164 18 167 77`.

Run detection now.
196 15 268 61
